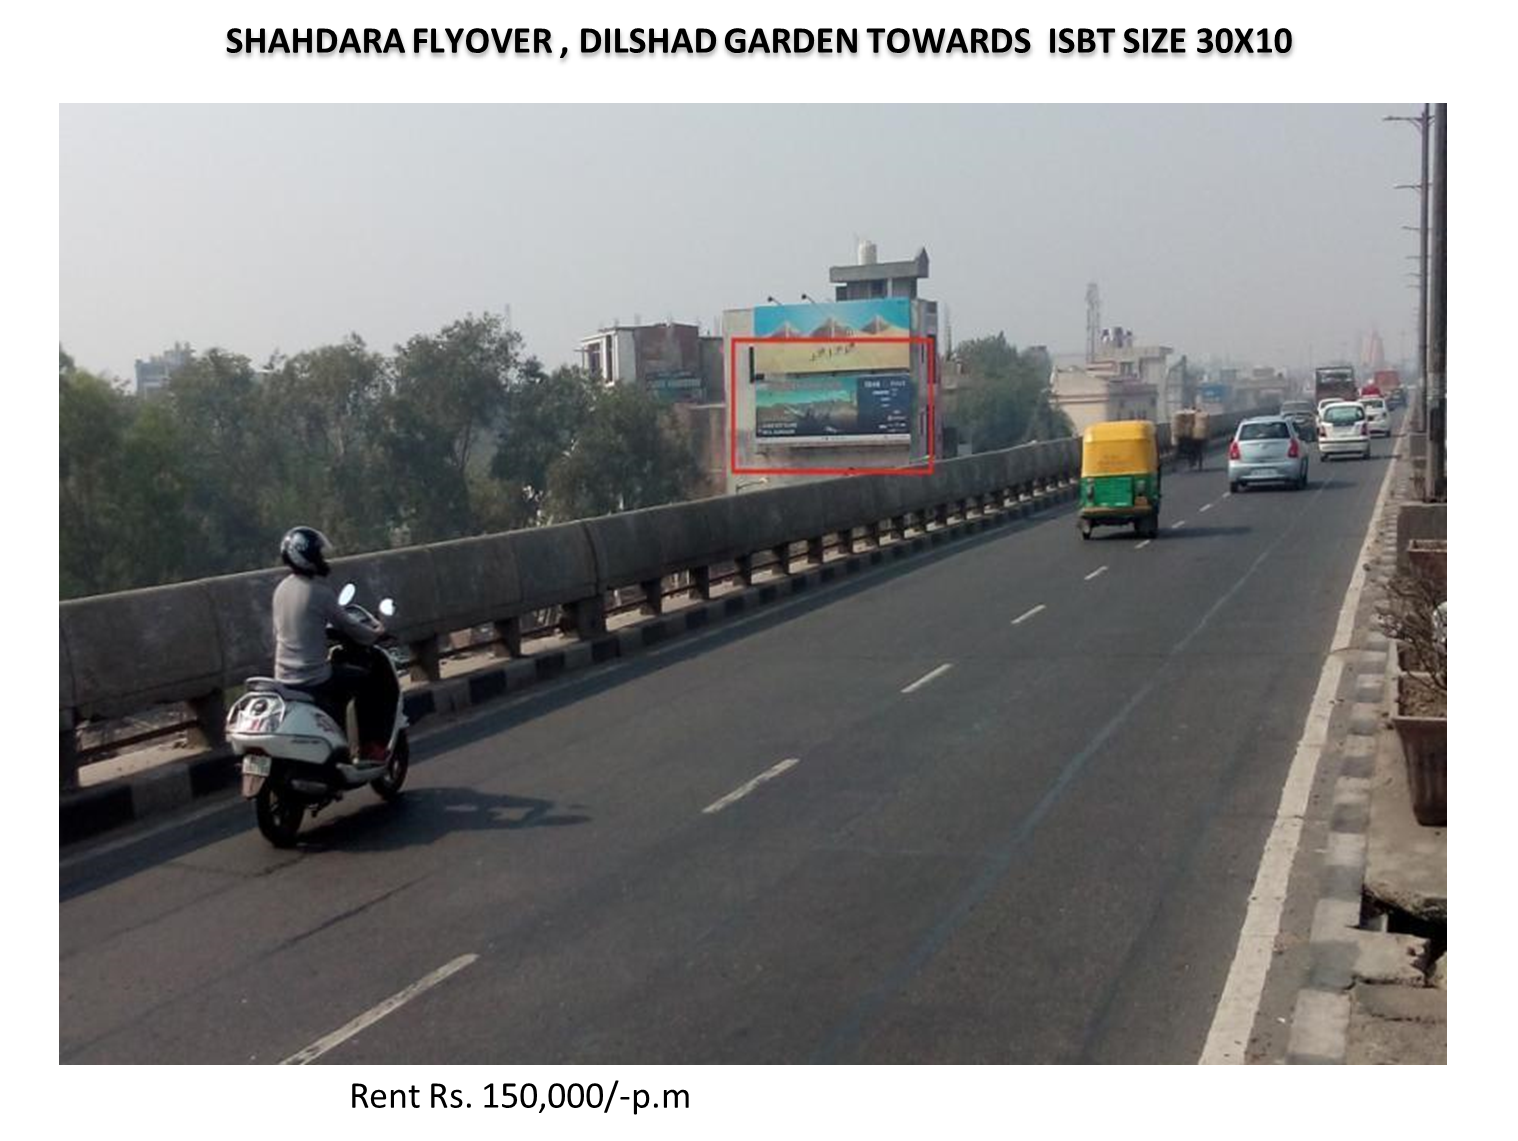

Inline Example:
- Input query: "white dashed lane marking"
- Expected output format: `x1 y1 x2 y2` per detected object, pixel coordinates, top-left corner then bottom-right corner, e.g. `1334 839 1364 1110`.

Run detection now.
1084 566 1108 581
901 663 954 694
1012 604 1046 625
702 758 801 815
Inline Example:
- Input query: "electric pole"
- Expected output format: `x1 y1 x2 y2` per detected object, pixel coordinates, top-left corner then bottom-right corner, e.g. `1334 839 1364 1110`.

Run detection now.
1384 105 1430 434
1427 103 1446 500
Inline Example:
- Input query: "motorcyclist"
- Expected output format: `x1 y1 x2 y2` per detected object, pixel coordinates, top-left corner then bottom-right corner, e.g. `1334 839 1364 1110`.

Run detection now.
272 526 389 762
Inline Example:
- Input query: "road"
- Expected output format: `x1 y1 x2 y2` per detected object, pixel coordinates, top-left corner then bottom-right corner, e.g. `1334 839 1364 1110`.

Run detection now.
61 435 1395 1064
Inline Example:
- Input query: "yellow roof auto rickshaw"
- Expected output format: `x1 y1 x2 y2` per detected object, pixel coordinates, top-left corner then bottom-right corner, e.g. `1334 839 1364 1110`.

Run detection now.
1079 420 1161 540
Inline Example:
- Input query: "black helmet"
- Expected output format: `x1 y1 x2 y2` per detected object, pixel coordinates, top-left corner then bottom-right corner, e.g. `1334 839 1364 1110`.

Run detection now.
280 526 334 577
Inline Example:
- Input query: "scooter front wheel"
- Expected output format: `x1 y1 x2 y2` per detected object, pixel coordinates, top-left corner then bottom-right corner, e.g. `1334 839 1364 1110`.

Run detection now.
255 778 305 848
371 731 410 802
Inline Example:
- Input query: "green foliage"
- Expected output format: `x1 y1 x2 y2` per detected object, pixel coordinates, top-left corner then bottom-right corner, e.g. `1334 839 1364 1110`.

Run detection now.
492 364 596 528
58 321 701 598
260 336 392 553
60 368 131 597
61 317 1067 600
545 384 699 520
391 313 519 475
955 335 1070 451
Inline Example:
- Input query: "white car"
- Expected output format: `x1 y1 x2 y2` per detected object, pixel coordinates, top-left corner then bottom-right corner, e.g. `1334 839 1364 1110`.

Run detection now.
1318 401 1371 460
1228 416 1309 492
1360 395 1391 436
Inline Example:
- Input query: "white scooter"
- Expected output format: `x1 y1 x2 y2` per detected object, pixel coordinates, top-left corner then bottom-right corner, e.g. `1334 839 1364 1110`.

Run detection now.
226 584 410 847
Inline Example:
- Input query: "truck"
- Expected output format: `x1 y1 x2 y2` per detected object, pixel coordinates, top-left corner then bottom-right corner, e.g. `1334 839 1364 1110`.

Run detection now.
1314 365 1357 408
1372 368 1405 408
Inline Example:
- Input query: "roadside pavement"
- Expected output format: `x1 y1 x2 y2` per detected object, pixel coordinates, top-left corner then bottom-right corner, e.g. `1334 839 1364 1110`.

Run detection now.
1285 435 1446 1064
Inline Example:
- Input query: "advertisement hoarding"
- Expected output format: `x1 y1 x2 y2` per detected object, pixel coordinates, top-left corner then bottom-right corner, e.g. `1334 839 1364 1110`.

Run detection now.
753 299 910 375
755 371 913 440
631 323 701 381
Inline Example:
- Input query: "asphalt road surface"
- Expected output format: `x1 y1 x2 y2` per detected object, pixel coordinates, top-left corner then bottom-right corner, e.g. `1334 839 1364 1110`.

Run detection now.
61 435 1395 1064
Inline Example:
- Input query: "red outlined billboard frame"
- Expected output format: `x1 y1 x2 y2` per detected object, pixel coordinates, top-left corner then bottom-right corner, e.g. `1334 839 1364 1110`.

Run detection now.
729 336 936 477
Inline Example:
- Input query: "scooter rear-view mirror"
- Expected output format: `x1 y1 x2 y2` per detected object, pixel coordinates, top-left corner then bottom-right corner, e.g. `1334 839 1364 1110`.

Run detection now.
338 582 357 607
378 598 396 618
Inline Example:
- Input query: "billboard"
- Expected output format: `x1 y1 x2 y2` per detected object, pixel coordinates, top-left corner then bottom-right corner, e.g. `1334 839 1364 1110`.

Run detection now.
753 298 910 375
755 371 913 440
632 323 700 381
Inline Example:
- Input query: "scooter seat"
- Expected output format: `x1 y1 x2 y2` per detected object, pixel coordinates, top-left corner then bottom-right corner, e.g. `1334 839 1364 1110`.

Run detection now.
244 677 317 704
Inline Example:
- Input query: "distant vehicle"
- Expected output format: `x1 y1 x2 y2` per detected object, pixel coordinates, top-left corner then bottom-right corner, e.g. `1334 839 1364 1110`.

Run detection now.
1280 399 1318 442
1314 365 1357 409
1170 408 1209 470
1386 386 1407 410
1361 395 1391 436
1228 416 1309 492
1317 400 1371 461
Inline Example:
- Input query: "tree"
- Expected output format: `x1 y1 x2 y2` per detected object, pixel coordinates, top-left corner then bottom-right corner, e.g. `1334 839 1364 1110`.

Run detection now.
391 313 522 477
260 336 391 552
371 396 475 543
385 313 530 539
491 364 596 528
545 385 698 520
57 314 710 599
161 349 270 577
955 335 1069 451
60 368 130 596
112 399 196 588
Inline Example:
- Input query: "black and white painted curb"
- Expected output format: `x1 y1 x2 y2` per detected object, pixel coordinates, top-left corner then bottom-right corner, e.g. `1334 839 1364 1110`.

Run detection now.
1284 456 1430 1064
62 481 1085 845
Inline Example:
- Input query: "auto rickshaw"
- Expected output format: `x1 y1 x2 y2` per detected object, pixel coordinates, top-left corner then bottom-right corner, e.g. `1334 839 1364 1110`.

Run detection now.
1079 420 1161 540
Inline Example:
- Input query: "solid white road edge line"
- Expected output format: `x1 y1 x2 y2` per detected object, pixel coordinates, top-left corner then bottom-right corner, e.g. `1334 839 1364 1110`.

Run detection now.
1011 604 1046 625
281 953 480 1065
1198 440 1400 1064
1083 566 1108 581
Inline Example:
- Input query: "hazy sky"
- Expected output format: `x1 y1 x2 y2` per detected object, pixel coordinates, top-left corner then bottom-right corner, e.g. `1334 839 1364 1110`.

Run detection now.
61 104 1426 379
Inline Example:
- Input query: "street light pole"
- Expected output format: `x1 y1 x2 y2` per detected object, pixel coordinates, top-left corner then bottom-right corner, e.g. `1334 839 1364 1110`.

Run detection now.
1427 103 1447 500
1385 105 1430 433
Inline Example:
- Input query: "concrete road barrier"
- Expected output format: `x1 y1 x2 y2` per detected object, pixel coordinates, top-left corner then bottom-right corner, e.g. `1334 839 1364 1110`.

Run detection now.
58 421 1264 791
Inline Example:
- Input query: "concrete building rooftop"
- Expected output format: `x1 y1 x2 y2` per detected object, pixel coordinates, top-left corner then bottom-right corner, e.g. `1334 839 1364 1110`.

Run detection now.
829 247 930 284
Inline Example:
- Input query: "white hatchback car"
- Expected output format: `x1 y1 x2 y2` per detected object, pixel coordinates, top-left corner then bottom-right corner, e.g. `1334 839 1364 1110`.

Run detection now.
1318 401 1371 460
1361 395 1391 436
1228 416 1309 492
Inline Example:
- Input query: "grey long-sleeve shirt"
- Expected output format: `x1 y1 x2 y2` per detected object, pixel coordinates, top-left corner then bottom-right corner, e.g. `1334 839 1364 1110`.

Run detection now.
272 574 379 685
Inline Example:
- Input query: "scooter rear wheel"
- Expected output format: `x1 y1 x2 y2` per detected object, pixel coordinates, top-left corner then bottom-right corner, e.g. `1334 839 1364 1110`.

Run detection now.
371 731 409 802
255 779 305 848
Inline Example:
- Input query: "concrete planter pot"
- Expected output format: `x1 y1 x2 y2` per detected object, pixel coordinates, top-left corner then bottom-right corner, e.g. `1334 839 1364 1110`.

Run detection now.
1393 672 1446 827
1407 538 1447 577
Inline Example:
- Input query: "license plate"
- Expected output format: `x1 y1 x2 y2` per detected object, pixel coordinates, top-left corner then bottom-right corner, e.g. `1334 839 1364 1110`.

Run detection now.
241 756 272 777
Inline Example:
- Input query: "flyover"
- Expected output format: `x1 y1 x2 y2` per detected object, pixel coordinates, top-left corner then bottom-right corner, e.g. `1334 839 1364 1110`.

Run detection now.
61 417 1396 1063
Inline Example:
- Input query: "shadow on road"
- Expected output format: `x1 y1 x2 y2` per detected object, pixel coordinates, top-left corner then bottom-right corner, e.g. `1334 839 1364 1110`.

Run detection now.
298 786 593 853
